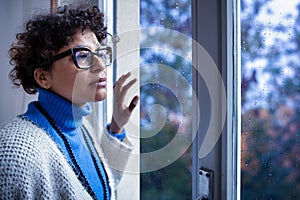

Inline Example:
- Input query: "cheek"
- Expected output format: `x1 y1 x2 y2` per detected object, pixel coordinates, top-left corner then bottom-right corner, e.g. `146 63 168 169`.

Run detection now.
72 73 89 90
50 67 80 96
51 61 78 84
60 73 78 90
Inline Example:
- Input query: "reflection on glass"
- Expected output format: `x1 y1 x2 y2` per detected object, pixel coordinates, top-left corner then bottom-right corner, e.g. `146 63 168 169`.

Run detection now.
140 0 192 199
241 0 300 199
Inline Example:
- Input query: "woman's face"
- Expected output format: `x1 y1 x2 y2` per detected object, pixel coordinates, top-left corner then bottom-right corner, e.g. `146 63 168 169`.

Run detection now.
49 30 107 106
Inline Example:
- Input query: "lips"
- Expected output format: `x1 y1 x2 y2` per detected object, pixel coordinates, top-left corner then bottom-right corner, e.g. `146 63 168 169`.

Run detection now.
91 77 106 87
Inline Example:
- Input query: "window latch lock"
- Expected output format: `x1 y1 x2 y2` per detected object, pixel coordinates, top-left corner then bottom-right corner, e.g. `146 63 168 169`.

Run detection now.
197 167 213 200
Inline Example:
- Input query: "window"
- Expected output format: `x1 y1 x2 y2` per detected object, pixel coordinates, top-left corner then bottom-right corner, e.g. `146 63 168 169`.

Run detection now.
192 0 300 199
192 0 232 199
140 1 192 199
113 0 140 199
241 0 300 199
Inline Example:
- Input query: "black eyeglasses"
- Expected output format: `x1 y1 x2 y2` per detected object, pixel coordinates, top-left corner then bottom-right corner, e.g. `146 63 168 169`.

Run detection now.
39 46 112 69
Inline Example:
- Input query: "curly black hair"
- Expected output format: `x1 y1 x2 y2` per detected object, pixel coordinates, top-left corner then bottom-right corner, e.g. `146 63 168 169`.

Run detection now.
9 2 107 94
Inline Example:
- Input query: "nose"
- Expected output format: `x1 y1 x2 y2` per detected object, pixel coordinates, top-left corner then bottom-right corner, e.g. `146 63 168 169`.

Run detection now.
90 55 106 72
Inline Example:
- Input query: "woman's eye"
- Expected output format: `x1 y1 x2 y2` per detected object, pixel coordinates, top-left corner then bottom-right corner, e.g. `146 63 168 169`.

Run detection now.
98 52 106 58
97 50 109 58
76 51 90 60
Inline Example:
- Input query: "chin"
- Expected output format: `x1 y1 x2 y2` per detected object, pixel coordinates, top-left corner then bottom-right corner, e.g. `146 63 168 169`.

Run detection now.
94 96 106 102
94 91 107 102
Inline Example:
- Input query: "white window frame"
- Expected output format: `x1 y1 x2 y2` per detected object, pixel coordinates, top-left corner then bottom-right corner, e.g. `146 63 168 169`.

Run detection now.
113 0 140 200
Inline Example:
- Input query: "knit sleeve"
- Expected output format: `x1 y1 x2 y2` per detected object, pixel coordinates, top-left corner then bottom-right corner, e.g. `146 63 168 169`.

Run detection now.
82 118 134 187
0 118 93 200
106 124 127 142
100 126 134 186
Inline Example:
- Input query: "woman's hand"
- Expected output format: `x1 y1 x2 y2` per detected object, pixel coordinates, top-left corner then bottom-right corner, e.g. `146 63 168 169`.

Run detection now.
110 72 139 133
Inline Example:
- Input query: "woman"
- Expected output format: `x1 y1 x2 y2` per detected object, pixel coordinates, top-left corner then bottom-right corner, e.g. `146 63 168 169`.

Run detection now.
0 2 138 200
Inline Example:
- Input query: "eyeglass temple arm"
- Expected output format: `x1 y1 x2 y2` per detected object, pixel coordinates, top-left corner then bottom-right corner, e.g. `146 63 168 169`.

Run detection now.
37 49 73 68
99 31 120 44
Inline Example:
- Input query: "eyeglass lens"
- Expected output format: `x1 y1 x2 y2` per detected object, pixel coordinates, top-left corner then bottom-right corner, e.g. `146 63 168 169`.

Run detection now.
75 50 92 68
74 48 111 69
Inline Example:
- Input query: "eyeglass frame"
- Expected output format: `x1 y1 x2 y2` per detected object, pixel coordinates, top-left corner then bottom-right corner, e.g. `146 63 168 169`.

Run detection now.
38 46 112 69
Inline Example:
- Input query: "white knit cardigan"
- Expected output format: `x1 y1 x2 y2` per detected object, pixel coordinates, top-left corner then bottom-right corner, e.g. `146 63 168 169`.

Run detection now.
0 116 133 199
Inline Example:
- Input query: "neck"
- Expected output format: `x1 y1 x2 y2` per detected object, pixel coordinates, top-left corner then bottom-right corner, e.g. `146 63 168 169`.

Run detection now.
37 88 92 132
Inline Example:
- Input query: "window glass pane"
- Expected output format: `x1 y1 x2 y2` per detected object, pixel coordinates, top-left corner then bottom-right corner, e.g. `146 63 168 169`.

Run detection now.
140 0 192 199
241 0 300 198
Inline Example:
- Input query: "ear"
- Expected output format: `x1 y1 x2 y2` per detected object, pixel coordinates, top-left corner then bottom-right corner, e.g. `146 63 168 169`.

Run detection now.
34 68 52 90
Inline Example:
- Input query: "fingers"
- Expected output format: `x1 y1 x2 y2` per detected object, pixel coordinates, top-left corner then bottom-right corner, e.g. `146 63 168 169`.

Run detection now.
128 95 139 113
111 72 139 130
114 72 132 90
123 78 137 93
114 72 137 95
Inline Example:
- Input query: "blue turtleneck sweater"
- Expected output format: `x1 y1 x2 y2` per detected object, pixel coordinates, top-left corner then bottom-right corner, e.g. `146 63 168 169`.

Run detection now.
23 89 110 200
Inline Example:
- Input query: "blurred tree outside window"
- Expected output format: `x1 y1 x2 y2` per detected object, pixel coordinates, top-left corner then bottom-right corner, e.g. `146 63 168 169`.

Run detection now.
140 0 192 199
241 0 300 199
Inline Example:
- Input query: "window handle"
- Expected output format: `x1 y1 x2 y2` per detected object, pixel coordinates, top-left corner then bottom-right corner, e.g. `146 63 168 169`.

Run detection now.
197 168 213 200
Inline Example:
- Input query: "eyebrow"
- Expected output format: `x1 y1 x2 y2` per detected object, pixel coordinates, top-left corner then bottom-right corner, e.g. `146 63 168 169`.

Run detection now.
74 44 101 51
